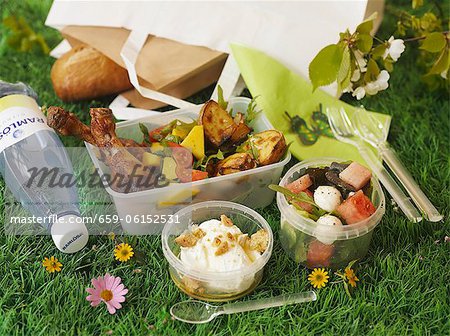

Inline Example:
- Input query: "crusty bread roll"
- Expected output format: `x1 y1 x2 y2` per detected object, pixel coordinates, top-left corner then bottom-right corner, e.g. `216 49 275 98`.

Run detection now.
51 45 133 101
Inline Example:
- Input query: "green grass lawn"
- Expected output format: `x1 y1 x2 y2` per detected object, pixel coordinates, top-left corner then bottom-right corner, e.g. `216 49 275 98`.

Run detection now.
0 0 449 335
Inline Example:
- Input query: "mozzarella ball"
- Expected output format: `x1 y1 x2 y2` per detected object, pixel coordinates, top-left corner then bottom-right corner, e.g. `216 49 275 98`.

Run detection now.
315 215 343 245
313 186 342 212
317 215 343 226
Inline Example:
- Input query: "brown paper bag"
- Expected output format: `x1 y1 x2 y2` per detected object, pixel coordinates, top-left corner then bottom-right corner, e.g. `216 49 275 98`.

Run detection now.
62 26 227 109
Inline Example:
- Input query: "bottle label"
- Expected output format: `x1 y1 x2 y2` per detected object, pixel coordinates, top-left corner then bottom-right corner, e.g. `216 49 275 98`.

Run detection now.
0 104 52 153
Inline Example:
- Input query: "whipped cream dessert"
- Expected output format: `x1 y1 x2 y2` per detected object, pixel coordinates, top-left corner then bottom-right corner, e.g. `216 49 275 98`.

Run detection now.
175 215 268 293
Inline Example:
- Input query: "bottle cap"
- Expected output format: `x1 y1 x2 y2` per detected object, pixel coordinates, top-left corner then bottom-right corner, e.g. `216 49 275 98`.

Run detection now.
51 215 89 253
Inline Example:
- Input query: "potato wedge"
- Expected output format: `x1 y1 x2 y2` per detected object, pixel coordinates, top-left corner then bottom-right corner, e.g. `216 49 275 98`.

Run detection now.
241 130 287 166
230 112 252 144
215 153 257 176
199 100 236 147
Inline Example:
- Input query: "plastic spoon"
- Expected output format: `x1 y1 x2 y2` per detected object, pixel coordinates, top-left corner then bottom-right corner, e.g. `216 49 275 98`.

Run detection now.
170 291 317 324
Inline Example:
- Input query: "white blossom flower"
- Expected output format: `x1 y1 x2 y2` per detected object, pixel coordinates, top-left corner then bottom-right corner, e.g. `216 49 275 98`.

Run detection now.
351 69 361 82
352 70 390 100
383 36 405 62
354 50 367 72
353 86 366 100
342 84 353 93
441 69 448 79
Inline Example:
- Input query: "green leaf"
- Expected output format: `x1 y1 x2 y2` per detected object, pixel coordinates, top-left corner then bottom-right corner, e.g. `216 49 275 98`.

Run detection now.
309 44 344 91
139 123 150 144
268 184 317 207
421 73 447 91
371 44 387 59
428 48 450 75
172 119 196 138
364 59 380 82
356 12 377 34
204 149 224 166
245 96 260 124
420 32 446 53
337 46 352 93
383 59 394 72
194 149 225 170
356 33 374 53
217 85 228 110
163 134 181 144
293 204 319 221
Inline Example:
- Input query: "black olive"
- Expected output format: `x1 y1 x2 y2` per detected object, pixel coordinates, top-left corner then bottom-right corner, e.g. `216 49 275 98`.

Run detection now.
325 170 356 192
330 162 350 173
306 167 331 191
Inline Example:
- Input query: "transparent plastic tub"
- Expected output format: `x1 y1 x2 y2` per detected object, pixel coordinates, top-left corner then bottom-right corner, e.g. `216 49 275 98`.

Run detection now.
276 157 385 269
162 201 273 301
85 97 290 234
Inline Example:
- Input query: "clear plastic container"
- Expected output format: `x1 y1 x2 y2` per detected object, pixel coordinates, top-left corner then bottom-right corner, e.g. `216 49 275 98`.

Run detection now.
85 97 291 234
162 201 273 301
276 157 385 269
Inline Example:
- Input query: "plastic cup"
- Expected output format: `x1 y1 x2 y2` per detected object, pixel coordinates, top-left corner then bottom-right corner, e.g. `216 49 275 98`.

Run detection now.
276 157 385 269
162 201 273 301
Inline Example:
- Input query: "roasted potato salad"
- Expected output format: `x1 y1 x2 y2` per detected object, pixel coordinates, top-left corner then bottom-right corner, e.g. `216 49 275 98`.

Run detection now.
239 130 287 166
48 92 288 193
199 100 237 147
215 153 257 176
230 112 253 145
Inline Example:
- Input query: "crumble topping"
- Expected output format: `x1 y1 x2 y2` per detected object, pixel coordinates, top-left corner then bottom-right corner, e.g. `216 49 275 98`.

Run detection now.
182 276 205 294
215 241 230 256
213 237 222 247
249 229 269 253
174 215 269 255
221 214 234 227
174 233 198 247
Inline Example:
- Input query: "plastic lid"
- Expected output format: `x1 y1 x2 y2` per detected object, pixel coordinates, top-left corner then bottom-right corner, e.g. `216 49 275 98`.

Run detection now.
51 215 89 253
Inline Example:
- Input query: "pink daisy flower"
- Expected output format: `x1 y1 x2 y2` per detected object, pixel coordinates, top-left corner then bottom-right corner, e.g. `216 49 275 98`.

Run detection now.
86 274 128 314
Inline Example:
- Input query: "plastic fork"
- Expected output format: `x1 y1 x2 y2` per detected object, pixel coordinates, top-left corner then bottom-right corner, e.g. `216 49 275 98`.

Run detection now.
327 107 422 223
353 107 442 222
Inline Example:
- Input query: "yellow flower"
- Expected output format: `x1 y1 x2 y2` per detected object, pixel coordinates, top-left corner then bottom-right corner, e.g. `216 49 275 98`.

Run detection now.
114 243 134 262
308 268 329 288
42 256 62 273
345 267 359 288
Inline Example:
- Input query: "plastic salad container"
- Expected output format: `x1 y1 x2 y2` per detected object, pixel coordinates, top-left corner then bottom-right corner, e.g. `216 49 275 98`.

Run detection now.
276 157 385 269
85 97 290 234
162 201 273 301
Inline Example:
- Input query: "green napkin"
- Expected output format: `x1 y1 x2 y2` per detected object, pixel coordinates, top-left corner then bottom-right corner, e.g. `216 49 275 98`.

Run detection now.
231 44 391 164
